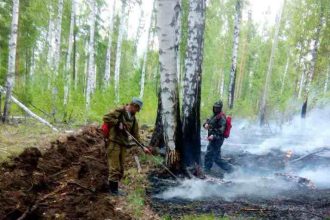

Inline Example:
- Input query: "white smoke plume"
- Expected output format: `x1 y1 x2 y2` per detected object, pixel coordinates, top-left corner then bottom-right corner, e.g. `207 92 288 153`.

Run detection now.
157 106 330 200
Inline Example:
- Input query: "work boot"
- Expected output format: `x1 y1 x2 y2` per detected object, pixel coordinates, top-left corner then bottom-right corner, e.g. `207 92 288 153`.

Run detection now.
109 181 126 196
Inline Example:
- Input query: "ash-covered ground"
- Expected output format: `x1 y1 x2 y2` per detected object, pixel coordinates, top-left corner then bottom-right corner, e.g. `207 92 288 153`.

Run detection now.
148 106 330 219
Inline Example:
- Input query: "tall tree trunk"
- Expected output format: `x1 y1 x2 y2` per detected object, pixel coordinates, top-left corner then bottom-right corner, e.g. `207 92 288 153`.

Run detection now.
114 0 127 103
259 1 284 126
157 0 181 166
139 0 156 99
150 90 164 149
280 56 290 95
301 4 324 118
47 6 55 67
324 65 329 95
2 0 19 122
51 0 64 119
53 0 63 72
64 0 76 106
104 0 116 88
181 0 205 167
298 66 306 99
85 0 96 111
228 0 241 109
220 70 225 98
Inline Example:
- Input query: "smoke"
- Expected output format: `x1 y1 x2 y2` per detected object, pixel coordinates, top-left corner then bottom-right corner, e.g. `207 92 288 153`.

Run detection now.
237 106 330 155
156 172 297 201
157 106 330 201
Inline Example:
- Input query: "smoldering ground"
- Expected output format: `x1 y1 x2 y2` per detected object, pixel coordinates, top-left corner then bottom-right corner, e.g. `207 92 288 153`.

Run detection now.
155 105 330 201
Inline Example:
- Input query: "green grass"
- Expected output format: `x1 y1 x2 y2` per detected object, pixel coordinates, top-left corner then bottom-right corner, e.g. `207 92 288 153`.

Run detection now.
0 120 58 161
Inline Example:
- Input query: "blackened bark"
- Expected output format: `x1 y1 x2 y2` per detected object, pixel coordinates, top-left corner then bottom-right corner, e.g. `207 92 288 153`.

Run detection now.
301 98 307 118
150 90 164 149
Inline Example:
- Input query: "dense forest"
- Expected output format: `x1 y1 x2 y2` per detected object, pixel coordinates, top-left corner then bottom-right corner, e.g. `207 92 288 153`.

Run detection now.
0 0 328 126
0 1 330 219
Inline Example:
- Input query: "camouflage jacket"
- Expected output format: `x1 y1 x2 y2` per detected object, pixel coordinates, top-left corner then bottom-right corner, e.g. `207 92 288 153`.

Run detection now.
204 113 226 140
103 106 140 146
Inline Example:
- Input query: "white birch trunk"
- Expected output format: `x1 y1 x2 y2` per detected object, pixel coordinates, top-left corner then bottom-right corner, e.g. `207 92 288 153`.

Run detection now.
324 65 329 94
139 0 155 99
182 0 206 166
51 0 63 118
176 0 182 83
53 0 64 72
114 0 127 103
0 86 58 131
104 0 116 88
228 0 241 109
158 0 180 153
64 0 76 105
305 17 323 98
85 0 97 111
47 8 55 67
2 0 19 122
220 71 225 98
280 56 290 95
259 1 284 125
298 68 306 99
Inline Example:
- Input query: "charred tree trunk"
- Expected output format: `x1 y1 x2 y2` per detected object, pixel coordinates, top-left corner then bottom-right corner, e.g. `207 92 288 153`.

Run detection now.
181 0 205 167
157 0 182 166
2 0 19 122
150 90 164 149
228 0 241 109
259 1 284 126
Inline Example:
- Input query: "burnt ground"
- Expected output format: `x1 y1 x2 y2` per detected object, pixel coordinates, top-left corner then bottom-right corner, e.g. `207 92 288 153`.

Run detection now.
0 125 158 220
147 149 330 219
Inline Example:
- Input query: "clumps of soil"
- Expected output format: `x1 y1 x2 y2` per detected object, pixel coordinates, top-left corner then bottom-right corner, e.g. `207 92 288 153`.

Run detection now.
0 126 132 220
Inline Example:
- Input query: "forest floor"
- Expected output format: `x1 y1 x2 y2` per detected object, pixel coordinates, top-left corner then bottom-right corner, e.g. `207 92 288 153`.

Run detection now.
1 122 330 220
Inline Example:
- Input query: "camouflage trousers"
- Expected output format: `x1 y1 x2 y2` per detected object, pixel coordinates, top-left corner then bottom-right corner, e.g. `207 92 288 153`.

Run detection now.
107 142 127 182
204 138 233 173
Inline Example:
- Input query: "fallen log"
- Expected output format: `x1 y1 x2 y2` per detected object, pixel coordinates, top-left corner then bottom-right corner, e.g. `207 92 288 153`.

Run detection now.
0 85 58 132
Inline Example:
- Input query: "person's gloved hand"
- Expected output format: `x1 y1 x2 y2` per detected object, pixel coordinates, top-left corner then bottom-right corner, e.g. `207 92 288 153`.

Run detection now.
207 135 214 141
143 146 152 154
118 122 128 130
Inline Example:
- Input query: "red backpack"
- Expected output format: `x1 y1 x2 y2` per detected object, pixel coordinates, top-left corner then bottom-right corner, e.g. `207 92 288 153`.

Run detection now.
216 112 232 138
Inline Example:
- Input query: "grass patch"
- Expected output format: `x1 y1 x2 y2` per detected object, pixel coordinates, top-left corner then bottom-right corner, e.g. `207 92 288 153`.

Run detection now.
0 120 57 161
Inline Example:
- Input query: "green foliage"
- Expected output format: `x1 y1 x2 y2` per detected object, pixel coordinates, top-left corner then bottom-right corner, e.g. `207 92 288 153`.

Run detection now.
0 0 329 127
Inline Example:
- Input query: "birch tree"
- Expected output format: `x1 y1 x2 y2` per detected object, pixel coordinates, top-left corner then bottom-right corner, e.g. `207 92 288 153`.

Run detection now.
85 0 96 111
324 65 329 95
157 0 181 166
64 0 77 106
53 0 63 72
228 0 241 109
2 0 19 122
259 1 284 126
139 0 155 99
301 5 324 118
280 56 290 95
114 0 127 103
181 0 205 166
104 0 116 88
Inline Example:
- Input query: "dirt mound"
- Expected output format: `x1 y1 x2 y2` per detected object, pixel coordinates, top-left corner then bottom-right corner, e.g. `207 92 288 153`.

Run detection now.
0 126 132 220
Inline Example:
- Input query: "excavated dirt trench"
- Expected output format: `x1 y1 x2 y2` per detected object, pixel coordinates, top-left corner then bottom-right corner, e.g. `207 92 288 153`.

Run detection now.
0 126 135 220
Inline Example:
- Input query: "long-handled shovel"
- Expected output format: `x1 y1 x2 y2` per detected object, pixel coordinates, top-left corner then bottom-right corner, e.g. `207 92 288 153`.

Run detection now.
124 129 179 181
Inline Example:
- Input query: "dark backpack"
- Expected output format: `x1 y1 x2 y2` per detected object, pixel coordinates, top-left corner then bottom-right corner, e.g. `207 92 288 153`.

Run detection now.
216 112 232 138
